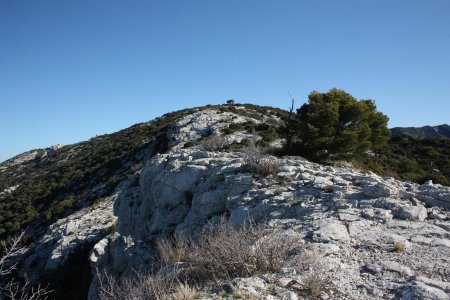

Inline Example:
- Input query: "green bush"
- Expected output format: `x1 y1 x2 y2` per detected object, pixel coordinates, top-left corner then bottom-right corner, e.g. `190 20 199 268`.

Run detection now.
292 89 390 162
352 135 450 186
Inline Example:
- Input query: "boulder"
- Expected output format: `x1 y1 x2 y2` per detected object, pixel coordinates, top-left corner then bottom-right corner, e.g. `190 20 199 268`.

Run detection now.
396 205 428 221
312 220 350 244
363 182 398 198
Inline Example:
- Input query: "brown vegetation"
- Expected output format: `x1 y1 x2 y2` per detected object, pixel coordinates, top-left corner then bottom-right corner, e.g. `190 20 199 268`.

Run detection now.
97 217 303 299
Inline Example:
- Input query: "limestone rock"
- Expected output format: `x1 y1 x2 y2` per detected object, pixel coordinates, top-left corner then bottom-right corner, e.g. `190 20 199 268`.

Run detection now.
281 291 298 300
402 281 450 300
312 220 350 244
396 205 428 221
363 182 398 198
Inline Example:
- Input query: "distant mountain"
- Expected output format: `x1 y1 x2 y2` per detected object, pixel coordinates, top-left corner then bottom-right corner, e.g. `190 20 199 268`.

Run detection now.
391 124 450 139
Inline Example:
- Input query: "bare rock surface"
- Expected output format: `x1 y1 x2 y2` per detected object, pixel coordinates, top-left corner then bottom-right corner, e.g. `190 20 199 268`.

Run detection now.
167 109 262 150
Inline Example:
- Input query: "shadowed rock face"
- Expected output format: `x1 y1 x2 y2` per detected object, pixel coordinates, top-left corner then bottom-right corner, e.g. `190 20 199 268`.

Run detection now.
391 124 450 139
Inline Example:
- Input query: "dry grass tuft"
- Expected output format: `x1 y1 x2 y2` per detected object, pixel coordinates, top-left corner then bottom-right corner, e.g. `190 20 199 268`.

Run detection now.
97 268 183 300
302 269 330 298
393 241 405 253
231 287 258 300
168 282 199 300
157 217 301 280
243 138 281 176
157 235 191 266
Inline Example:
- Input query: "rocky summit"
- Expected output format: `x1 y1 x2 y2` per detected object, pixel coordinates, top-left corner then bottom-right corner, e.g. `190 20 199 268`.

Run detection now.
2 106 450 300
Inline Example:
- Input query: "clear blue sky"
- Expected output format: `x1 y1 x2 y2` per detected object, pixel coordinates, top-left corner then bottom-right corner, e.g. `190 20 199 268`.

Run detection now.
1 0 449 162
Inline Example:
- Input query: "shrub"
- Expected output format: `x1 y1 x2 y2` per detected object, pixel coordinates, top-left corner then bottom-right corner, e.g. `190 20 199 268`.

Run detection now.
393 241 405 253
302 269 330 298
293 88 390 162
97 269 179 300
156 217 301 280
243 138 281 176
199 135 228 151
156 236 191 266
222 122 255 135
98 218 307 299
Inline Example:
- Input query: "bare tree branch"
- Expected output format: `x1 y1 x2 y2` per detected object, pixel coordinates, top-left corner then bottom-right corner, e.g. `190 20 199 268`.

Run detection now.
1 231 52 299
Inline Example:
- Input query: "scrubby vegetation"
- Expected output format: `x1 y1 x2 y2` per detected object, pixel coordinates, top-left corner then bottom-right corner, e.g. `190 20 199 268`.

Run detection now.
242 137 281 176
96 218 320 300
353 135 450 186
0 109 184 241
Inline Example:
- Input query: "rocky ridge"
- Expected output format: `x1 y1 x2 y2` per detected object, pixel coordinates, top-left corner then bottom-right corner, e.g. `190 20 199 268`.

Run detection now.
3 107 450 299
87 109 450 299
5 106 284 297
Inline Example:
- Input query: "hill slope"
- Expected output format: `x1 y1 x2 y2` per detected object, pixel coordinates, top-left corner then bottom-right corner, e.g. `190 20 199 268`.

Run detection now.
0 104 289 298
356 135 450 187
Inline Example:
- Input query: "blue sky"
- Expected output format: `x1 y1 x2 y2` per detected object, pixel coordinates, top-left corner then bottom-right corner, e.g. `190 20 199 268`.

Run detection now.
1 0 449 162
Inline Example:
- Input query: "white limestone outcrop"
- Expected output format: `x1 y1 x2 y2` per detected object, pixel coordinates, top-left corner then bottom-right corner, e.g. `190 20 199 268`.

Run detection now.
85 108 450 299
90 145 450 299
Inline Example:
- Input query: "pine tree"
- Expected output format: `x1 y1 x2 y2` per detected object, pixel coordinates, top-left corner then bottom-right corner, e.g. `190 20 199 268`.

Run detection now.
294 88 390 162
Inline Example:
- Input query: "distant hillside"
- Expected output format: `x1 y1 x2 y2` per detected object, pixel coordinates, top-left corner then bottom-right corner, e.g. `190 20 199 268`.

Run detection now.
391 124 450 139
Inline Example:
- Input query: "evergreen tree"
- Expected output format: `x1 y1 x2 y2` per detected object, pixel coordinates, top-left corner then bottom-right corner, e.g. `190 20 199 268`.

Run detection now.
294 88 390 162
